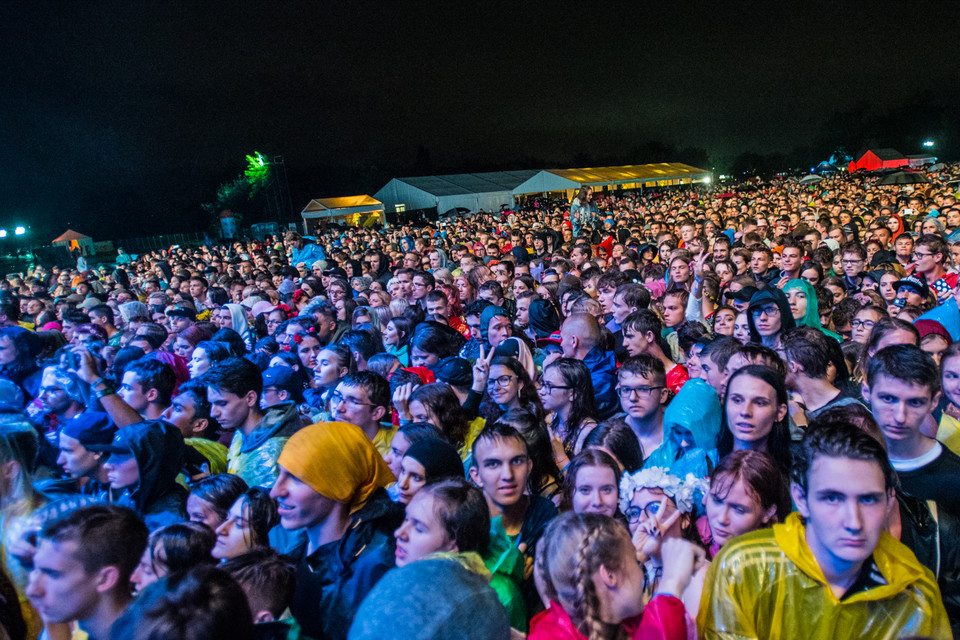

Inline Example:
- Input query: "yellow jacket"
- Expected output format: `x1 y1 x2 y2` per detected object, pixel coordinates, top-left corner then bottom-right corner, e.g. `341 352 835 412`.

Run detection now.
698 512 951 640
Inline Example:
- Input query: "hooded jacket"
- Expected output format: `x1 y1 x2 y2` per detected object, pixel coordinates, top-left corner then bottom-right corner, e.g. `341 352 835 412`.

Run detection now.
529 595 687 640
581 346 619 420
746 286 796 345
292 487 403 640
228 401 302 488
115 421 187 531
782 279 842 341
643 378 718 483
699 512 951 640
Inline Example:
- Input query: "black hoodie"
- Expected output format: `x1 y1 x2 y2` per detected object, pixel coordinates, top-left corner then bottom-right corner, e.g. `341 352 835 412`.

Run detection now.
110 421 187 531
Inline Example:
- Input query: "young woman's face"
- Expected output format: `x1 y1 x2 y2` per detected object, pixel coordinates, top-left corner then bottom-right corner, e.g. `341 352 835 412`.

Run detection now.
186 494 225 530
131 546 164 593
394 492 455 567
537 366 572 414
396 455 428 505
173 336 193 359
213 498 256 560
188 347 211 378
800 267 820 286
733 312 750 344
486 364 521 408
706 474 773 548
297 335 323 369
384 431 411 478
312 349 342 388
713 309 735 336
942 355 960 408
625 488 683 541
725 374 786 450
571 465 619 518
383 321 399 347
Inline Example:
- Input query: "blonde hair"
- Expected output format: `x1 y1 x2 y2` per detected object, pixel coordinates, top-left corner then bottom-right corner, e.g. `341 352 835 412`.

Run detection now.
537 512 632 640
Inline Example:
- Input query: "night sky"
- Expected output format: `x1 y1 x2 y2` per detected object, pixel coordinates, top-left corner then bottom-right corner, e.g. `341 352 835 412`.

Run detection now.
3 1 958 239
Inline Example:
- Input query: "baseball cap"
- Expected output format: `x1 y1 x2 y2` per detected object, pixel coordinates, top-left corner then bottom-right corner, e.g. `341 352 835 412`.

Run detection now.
894 274 930 298
86 427 137 456
433 357 472 388
262 367 305 403
61 412 117 447
726 286 759 303
166 307 197 321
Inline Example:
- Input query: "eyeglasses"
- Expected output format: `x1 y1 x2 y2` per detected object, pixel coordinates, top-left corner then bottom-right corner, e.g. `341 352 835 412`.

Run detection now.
750 305 780 318
487 375 516 388
840 259 863 266
624 501 664 524
329 391 377 409
851 319 876 330
539 382 572 394
617 385 664 398
912 251 934 259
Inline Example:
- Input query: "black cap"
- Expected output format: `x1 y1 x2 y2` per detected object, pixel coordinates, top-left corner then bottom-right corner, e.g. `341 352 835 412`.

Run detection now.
165 307 197 321
433 357 472 388
726 285 759 303
894 274 930 298
262 366 305 403
61 412 117 447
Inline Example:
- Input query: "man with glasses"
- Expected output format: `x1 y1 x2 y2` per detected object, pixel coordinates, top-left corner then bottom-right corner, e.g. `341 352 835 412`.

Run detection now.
840 242 868 292
330 371 393 456
746 287 794 354
39 365 85 425
913 234 957 304
616 354 669 464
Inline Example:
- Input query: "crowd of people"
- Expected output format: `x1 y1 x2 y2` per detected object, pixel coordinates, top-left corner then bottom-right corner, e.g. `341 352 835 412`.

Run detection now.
0 164 959 639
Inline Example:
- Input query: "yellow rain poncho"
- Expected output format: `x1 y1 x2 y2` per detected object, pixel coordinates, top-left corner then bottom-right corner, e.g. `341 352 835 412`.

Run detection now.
698 512 951 639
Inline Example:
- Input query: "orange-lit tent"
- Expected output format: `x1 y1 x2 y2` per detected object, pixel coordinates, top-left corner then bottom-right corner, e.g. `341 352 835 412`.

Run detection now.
52 229 94 254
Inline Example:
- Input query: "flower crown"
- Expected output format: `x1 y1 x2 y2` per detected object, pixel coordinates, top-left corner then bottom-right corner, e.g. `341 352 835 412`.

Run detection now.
619 467 709 515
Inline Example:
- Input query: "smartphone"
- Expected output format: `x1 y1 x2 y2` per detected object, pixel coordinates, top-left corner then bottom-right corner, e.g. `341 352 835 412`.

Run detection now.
894 297 906 308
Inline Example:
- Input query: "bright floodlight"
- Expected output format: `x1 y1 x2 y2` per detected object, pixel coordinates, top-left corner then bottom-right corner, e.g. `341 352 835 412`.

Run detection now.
0 230 7 238
14 226 25 235
703 176 711 184
923 140 935 147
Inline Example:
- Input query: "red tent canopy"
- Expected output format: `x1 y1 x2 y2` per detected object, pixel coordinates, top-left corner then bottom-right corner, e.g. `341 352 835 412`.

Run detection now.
848 149 910 172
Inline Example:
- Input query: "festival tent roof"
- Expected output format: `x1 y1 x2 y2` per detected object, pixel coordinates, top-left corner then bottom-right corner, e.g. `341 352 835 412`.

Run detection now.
849 149 910 172
300 195 384 230
546 163 712 188
375 163 712 214
52 229 91 243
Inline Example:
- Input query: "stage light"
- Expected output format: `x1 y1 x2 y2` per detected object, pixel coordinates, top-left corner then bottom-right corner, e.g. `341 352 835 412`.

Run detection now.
14 226 25 235
923 140 935 148
0 230 7 238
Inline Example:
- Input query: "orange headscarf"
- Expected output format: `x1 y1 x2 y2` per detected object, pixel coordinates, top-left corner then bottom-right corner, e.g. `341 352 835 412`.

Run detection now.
277 421 395 512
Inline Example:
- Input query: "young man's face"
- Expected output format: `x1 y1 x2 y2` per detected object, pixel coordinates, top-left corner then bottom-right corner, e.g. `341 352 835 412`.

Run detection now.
118 372 151 413
597 286 617 314
780 248 802 273
161 392 203 438
57 434 101 479
270 466 337 530
750 251 771 275
661 295 685 328
103 452 139 490
424 298 450 323
27 539 104 625
700 352 732 397
207 386 256 432
331 382 384 431
611 293 634 326
866 374 939 445
792 456 891 576
617 369 666 420
470 436 532 508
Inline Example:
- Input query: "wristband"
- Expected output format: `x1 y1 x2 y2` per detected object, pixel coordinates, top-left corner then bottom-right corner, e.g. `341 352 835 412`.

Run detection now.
90 377 107 388
93 384 116 399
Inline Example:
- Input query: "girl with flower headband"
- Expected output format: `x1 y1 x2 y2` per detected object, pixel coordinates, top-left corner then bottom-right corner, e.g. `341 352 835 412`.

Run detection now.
619 467 710 628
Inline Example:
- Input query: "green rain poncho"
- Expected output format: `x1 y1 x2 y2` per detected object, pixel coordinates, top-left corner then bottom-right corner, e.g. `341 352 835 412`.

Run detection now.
782 279 842 341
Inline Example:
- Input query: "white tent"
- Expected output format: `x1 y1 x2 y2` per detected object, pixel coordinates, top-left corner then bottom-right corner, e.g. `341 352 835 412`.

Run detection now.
300 195 384 233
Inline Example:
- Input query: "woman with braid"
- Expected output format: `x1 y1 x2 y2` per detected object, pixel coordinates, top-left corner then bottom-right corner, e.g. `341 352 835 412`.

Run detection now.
529 512 703 640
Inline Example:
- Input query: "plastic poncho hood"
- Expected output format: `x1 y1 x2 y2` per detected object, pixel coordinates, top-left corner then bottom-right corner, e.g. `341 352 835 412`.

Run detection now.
782 279 842 341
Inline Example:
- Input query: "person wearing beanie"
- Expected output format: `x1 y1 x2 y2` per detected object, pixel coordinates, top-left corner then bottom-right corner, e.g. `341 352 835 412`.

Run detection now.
395 438 465 504
270 421 403 640
348 558 510 640
479 304 512 350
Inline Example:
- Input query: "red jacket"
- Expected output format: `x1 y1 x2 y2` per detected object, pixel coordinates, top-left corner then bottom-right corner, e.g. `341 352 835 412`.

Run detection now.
528 595 687 640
